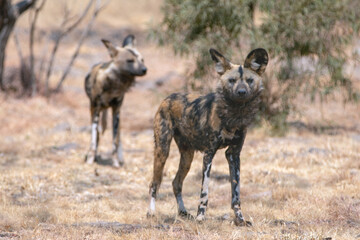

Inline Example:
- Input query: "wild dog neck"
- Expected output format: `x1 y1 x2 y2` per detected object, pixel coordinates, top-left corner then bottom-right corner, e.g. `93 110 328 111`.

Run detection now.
117 72 135 83
215 86 262 130
105 62 136 83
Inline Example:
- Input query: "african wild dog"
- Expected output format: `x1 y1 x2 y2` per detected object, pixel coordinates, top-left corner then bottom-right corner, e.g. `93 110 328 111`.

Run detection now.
148 48 268 226
84 35 147 167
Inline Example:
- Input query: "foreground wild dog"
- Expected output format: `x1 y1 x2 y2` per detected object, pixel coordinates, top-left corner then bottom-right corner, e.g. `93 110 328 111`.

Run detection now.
148 48 268 226
84 35 147 167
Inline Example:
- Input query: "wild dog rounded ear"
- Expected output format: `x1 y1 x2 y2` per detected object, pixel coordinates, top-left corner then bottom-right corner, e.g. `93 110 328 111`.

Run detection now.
122 34 136 48
101 39 118 58
244 48 268 75
209 48 231 75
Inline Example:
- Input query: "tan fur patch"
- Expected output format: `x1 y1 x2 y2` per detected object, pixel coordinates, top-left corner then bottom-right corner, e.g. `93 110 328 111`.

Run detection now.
185 106 192 117
199 112 208 128
210 104 221 131
186 93 201 103
171 101 184 120
221 128 235 140
159 99 170 110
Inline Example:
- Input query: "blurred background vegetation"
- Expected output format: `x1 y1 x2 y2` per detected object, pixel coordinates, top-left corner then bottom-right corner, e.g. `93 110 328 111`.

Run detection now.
149 0 360 134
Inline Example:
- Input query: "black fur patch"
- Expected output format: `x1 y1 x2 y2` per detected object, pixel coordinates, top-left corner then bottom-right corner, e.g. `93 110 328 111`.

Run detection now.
122 34 135 47
113 114 119 138
238 66 243 78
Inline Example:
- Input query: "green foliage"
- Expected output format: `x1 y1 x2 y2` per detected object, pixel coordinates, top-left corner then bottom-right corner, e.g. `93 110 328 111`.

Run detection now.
149 0 254 90
149 0 360 132
258 0 359 95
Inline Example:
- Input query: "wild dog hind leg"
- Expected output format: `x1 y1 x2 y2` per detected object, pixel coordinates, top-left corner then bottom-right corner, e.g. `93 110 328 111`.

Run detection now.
148 108 173 217
173 136 195 217
86 106 100 164
111 98 124 167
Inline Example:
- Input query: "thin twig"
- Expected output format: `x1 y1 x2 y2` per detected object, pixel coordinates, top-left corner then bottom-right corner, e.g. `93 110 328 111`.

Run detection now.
29 0 46 96
55 0 108 92
13 30 25 64
44 0 94 95
13 29 30 94
0 0 36 91
37 37 50 86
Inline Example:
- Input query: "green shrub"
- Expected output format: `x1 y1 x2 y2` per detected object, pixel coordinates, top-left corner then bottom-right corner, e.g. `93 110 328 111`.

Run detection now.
149 0 360 133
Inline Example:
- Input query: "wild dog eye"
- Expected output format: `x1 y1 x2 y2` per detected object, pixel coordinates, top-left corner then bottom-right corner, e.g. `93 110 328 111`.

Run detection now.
246 78 254 85
127 59 135 63
228 78 236 83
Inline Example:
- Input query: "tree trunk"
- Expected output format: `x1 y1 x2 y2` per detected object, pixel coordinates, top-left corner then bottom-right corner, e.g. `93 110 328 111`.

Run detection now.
0 0 35 91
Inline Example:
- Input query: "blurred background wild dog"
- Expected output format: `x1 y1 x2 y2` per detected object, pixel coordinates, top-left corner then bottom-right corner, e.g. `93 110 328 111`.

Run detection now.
84 35 147 167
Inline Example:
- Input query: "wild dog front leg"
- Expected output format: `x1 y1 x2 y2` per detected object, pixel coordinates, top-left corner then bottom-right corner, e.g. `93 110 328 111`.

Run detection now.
225 131 252 226
111 98 124 167
196 151 215 221
86 106 100 164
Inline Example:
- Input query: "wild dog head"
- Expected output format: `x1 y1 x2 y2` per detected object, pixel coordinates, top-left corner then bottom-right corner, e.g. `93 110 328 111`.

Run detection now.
210 48 268 102
101 35 147 77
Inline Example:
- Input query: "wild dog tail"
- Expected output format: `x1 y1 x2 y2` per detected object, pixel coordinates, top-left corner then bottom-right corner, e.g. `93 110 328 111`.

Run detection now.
149 101 174 192
148 102 174 215
98 109 107 134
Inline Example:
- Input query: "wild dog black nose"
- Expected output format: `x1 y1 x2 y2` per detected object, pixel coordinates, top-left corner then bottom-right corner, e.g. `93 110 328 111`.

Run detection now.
142 67 147 74
237 89 247 96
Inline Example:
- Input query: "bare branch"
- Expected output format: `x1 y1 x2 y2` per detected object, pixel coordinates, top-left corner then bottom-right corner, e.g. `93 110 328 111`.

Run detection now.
29 0 46 96
61 0 94 36
44 0 94 95
55 0 108 92
37 38 50 85
14 29 31 95
0 0 36 91
13 30 25 64
13 0 36 17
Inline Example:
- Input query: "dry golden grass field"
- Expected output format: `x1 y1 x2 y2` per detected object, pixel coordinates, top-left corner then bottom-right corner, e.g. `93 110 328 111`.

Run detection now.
1 1 360 239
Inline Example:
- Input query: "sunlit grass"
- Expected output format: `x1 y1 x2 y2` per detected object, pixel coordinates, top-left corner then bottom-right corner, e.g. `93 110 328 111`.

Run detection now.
1 1 360 237
1 89 359 239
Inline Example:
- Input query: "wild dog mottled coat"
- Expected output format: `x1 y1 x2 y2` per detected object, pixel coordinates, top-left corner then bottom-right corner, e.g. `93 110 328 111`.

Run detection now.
148 48 268 226
85 35 147 167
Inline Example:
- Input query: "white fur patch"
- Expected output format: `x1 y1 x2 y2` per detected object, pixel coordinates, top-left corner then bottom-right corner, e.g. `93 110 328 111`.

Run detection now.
215 63 225 74
199 163 211 203
104 62 120 79
117 142 124 163
91 122 98 150
250 59 261 70
196 214 205 221
149 197 156 213
125 47 144 62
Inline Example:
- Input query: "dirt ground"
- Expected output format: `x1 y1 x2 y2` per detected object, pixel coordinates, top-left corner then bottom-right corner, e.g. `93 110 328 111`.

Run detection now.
1 1 360 239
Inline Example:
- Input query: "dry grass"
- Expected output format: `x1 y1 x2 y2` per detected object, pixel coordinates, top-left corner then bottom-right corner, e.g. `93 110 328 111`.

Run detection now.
1 1 360 239
1 91 359 240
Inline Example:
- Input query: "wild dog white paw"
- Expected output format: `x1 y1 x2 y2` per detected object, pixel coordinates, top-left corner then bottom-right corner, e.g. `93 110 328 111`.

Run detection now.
195 214 205 222
85 153 95 164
